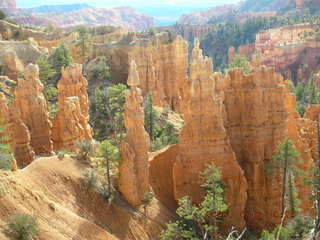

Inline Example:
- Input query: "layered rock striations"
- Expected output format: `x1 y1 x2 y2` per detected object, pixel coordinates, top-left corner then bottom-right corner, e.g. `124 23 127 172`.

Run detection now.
92 32 188 111
235 24 320 83
119 61 151 207
14 64 53 155
0 86 34 167
150 41 248 230
3 50 24 80
8 104 35 166
52 64 92 150
223 67 288 230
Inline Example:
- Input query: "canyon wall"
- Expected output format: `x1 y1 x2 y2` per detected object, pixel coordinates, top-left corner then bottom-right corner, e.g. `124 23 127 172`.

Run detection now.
150 41 248 230
119 61 151 207
223 68 288 230
233 23 320 83
91 32 188 111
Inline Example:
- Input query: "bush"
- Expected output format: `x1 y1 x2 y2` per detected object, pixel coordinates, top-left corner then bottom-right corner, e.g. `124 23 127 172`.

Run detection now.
57 150 70 160
142 192 154 205
0 123 13 171
0 10 6 20
82 169 98 189
76 140 93 162
7 214 39 240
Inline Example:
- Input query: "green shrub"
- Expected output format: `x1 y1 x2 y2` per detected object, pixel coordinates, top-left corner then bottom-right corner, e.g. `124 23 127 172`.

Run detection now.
57 150 70 160
7 214 39 240
142 192 154 205
82 169 98 189
76 140 93 162
0 10 6 20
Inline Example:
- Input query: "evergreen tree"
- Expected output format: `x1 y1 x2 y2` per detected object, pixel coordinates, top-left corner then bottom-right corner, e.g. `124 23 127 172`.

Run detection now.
161 164 228 240
0 119 12 170
228 54 253 74
99 140 120 199
144 95 158 141
90 56 111 85
0 10 6 20
75 26 92 59
49 43 73 78
267 138 302 217
36 55 56 85
90 84 127 142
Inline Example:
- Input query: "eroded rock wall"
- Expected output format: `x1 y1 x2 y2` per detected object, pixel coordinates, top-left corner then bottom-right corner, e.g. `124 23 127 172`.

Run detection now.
150 41 248 230
92 32 188 111
52 64 92 150
14 64 53 155
223 67 288 230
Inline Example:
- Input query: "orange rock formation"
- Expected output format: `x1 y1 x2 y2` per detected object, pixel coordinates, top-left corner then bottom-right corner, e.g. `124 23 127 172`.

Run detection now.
3 50 24 80
151 41 248 230
8 105 35 167
52 64 92 150
92 32 188 111
52 97 92 151
14 64 53 155
223 67 288 230
119 60 151 207
236 24 320 83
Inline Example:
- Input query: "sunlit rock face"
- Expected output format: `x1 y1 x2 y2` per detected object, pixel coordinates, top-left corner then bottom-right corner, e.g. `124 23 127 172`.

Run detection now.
52 64 92 151
92 32 189 111
119 61 151 207
14 64 53 155
150 41 248 231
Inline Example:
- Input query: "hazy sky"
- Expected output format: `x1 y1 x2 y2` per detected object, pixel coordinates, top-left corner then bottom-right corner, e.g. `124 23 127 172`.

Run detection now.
17 0 241 8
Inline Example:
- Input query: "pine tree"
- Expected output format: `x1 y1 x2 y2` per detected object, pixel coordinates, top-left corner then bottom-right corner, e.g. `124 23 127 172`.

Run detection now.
49 43 73 77
144 95 158 141
36 55 57 85
228 54 253 74
267 138 302 217
75 26 92 59
99 140 120 199
0 119 12 170
161 164 228 240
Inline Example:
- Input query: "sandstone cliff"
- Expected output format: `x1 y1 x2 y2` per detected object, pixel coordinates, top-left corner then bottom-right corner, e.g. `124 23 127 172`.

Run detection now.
234 23 320 83
52 64 92 150
14 64 53 155
150 41 248 230
8 104 35 166
3 50 24 80
119 61 151 207
223 67 300 229
92 32 188 111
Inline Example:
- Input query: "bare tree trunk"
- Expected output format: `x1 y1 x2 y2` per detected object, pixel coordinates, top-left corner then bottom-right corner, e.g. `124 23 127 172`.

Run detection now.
281 143 289 217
